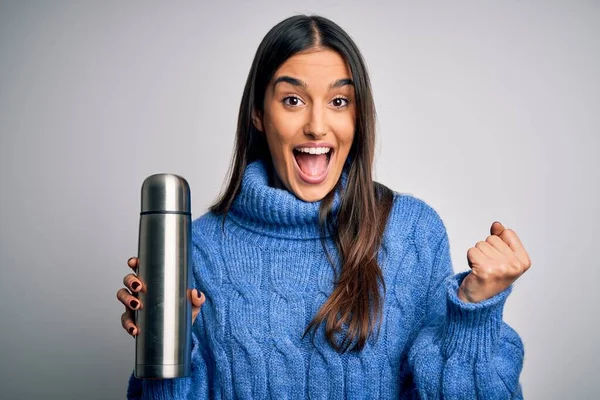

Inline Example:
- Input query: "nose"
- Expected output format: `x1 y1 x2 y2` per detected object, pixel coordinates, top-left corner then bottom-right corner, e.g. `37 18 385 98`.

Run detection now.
304 104 328 139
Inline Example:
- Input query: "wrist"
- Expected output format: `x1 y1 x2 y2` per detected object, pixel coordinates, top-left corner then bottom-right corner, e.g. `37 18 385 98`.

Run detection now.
457 285 470 303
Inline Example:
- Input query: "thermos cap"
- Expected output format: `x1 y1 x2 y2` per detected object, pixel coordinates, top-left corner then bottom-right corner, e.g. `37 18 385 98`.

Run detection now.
140 173 191 213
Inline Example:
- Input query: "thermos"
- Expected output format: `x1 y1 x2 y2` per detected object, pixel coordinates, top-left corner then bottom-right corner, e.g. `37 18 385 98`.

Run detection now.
134 173 192 379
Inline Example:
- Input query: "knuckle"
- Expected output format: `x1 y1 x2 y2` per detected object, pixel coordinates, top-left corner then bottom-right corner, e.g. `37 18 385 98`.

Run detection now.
497 262 509 276
478 265 500 281
512 258 523 269
509 260 523 275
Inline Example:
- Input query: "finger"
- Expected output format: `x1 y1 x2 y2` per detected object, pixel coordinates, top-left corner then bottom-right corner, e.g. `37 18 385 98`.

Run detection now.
498 228 527 257
116 288 142 310
127 257 138 270
191 289 206 308
500 229 532 270
485 235 513 257
121 310 137 336
490 221 505 236
467 247 493 280
474 241 501 259
123 273 143 293
466 246 486 268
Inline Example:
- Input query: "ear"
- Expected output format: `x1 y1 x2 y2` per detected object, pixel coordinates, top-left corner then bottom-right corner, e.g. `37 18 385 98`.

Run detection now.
251 109 264 132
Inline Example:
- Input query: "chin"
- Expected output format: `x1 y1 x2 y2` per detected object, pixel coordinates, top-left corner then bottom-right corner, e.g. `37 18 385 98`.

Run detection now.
293 187 329 202
288 172 339 203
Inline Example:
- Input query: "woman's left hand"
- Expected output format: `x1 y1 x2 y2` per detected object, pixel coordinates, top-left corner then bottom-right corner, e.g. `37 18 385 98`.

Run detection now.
458 221 531 303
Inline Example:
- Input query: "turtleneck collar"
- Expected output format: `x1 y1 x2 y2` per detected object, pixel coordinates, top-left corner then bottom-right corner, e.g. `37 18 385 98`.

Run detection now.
228 158 349 240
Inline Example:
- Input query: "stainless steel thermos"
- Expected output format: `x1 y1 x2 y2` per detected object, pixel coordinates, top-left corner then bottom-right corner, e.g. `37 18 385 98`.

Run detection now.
134 173 192 379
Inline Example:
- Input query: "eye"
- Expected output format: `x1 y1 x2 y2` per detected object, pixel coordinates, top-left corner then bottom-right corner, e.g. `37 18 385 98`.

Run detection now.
331 96 351 108
281 95 304 107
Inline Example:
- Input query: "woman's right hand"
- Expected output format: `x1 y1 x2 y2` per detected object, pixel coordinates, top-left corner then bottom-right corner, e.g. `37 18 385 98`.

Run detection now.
117 256 205 337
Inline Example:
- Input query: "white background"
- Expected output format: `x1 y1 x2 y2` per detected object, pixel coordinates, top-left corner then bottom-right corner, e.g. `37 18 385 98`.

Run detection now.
1 1 598 398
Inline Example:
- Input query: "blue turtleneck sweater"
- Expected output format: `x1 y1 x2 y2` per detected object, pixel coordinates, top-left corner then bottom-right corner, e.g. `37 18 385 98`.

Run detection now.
127 159 524 399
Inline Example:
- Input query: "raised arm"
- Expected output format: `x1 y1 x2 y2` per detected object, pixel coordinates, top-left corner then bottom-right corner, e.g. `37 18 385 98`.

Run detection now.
406 207 526 399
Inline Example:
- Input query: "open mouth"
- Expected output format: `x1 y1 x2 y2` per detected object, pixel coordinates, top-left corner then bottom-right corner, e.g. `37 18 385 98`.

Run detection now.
292 146 333 184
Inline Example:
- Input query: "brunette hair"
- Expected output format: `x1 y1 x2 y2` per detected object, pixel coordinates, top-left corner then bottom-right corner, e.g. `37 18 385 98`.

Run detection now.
209 14 394 352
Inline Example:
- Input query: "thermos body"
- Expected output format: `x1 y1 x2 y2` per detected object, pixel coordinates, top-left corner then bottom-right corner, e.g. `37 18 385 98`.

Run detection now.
134 174 192 379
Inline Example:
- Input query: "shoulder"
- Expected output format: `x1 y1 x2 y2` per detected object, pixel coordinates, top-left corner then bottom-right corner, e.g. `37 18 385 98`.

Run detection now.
383 189 449 248
378 188 452 283
191 210 223 246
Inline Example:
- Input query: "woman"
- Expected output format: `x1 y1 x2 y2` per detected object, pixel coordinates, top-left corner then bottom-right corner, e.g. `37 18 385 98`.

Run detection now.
118 14 531 399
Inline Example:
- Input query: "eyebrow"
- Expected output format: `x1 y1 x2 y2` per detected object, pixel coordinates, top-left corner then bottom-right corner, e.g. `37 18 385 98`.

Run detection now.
273 75 354 90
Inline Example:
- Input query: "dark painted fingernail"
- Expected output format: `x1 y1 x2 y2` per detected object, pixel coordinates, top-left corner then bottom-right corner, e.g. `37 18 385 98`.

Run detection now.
128 327 135 335
132 282 140 290
130 300 139 309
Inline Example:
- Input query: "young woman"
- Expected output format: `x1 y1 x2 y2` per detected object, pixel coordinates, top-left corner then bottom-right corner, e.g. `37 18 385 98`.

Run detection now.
117 14 531 399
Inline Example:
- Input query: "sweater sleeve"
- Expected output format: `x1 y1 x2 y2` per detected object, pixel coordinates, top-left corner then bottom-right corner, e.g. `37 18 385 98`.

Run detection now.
406 211 525 399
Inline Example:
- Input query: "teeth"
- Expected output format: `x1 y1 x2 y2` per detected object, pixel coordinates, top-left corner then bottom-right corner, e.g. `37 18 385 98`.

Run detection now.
295 147 331 155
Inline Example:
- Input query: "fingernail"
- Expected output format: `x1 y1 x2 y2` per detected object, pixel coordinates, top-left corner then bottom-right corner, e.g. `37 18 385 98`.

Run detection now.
130 300 139 309
132 282 140 290
128 327 135 335
127 257 135 264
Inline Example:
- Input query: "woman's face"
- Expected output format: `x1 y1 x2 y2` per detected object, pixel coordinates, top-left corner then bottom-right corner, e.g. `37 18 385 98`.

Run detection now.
252 49 356 202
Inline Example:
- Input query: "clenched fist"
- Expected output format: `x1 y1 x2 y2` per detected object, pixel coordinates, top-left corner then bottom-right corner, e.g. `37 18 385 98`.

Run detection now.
458 221 531 303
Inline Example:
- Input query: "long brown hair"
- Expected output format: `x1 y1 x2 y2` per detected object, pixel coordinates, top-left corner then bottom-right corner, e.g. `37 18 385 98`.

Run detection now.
210 14 394 352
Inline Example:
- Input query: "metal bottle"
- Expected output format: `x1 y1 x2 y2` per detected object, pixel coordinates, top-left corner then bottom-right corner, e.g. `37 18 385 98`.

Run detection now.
134 173 192 379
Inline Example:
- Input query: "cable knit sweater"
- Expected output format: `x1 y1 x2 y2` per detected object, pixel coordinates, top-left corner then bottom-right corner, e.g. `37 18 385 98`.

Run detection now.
126 159 525 399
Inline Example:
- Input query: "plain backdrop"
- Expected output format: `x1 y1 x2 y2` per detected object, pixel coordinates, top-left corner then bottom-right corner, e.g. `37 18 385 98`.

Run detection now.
1 1 598 399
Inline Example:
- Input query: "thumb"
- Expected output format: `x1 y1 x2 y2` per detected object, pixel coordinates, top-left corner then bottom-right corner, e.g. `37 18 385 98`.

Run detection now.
192 289 205 308
191 289 205 324
490 221 505 236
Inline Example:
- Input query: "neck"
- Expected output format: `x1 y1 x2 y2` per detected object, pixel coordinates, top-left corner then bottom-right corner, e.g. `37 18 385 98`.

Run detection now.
267 161 287 191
